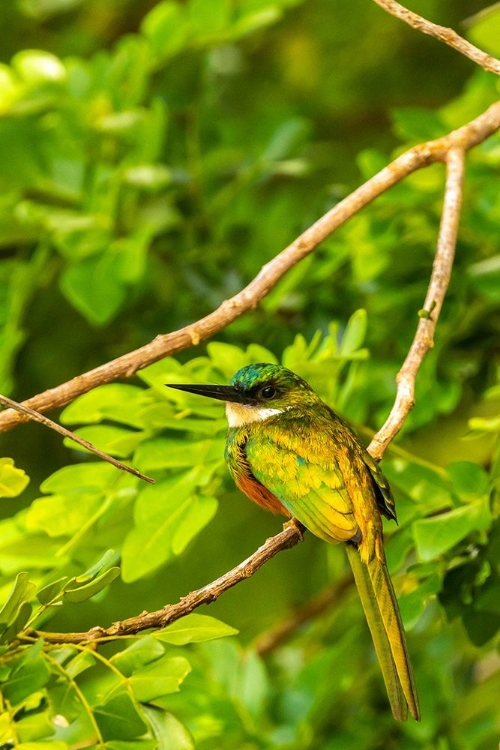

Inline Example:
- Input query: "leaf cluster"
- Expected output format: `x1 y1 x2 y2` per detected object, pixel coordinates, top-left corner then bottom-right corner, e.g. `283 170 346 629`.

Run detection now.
0 1 500 748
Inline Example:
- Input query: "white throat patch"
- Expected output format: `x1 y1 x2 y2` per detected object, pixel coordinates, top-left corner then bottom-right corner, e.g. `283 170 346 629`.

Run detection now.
225 402 287 427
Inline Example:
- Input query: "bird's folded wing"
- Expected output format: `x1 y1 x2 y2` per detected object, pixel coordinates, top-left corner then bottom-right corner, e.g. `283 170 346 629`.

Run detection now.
246 437 359 544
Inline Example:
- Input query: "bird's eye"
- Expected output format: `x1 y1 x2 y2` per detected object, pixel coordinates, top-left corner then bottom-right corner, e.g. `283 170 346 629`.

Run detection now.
259 385 277 400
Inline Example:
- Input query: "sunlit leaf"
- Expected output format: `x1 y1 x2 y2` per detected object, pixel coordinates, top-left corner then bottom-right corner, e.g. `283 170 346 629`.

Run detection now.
155 614 238 645
142 707 194 750
129 656 191 702
0 458 30 498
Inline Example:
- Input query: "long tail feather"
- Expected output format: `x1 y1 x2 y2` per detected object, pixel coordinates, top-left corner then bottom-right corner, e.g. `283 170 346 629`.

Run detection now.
345 544 420 721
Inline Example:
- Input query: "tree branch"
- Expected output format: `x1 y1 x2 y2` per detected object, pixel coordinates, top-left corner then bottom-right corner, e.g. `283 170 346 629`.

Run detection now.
25 144 468 648
24 521 306 644
0 394 154 484
13 0 500 649
1 101 499 433
373 0 500 75
368 146 465 459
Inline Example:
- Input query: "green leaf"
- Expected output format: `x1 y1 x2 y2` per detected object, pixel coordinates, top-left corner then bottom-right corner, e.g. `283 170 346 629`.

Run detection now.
36 577 69 605
133 437 225 473
16 709 57 743
26 493 103 537
385 527 415 572
413 498 492 562
0 458 30 498
383 458 452 513
61 384 146 428
122 475 218 581
12 50 66 83
339 309 367 356
155 614 238 645
231 7 282 39
448 461 490 499
474 576 500 614
1 600 32 643
93 693 148 741
129 656 191 702
0 572 35 626
399 574 441 629
63 567 120 602
60 254 127 326
189 0 231 37
467 6 500 56
3 646 51 706
141 2 188 60
206 342 248 377
40 463 117 493
65 650 96 678
110 635 165 677
16 743 68 750
78 549 119 581
263 118 310 162
142 707 194 750
63 425 145 458
171 495 218 555
105 741 157 750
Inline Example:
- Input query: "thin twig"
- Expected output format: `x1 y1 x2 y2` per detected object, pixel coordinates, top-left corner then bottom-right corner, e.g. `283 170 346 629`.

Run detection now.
368 147 465 459
24 148 467 648
24 521 306 644
0 101 499 433
0 394 154 484
373 0 500 75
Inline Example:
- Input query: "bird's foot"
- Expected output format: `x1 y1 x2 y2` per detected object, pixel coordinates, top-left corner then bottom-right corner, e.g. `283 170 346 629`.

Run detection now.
284 517 306 540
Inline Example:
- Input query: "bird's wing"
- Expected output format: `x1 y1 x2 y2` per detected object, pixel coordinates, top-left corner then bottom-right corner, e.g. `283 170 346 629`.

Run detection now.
362 448 397 521
245 431 359 544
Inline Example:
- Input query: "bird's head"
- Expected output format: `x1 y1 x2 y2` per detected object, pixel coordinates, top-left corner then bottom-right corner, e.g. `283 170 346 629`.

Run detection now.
168 363 317 427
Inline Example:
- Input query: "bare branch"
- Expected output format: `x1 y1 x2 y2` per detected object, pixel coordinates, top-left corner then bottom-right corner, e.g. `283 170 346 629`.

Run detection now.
0 394 154 484
25 521 306 645
373 0 500 75
1 101 499 433
23 144 469 649
368 147 465 459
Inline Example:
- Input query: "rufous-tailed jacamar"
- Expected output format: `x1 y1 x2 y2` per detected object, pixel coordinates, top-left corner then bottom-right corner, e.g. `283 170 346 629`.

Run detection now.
168 363 420 721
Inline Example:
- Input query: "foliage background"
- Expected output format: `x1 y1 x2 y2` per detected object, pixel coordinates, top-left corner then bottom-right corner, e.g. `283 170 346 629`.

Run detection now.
0 0 500 748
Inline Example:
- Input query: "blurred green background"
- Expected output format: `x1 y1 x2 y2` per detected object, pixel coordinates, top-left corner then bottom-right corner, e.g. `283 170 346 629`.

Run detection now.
0 1 500 749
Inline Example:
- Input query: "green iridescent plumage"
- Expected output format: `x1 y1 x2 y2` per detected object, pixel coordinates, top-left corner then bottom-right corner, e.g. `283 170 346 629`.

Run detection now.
168 363 420 721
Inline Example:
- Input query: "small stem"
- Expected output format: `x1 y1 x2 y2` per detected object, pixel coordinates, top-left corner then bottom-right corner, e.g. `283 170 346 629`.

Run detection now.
373 0 500 75
0 102 498 433
368 147 465 459
0 393 154 484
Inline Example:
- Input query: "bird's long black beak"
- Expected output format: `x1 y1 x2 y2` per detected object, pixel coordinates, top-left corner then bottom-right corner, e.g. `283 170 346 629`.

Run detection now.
167 383 249 404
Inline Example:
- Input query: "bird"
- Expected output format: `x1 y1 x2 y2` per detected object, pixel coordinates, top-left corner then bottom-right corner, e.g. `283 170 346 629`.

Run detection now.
168 362 420 721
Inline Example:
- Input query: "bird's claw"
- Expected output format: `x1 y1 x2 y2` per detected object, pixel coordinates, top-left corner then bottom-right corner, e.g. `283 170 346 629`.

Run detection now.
284 518 305 540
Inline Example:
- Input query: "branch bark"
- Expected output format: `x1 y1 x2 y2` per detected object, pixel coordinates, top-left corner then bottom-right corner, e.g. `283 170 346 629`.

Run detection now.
12 1 500 651
1 101 499 433
0 394 154 484
373 0 500 75
368 146 465 459
24 521 305 644
25 141 469 647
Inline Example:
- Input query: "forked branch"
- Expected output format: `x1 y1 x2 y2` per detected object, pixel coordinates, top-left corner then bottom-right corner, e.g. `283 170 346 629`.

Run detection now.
0 102 499 432
13 2 500 649
368 147 465 458
27 145 469 645
0 394 154 484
